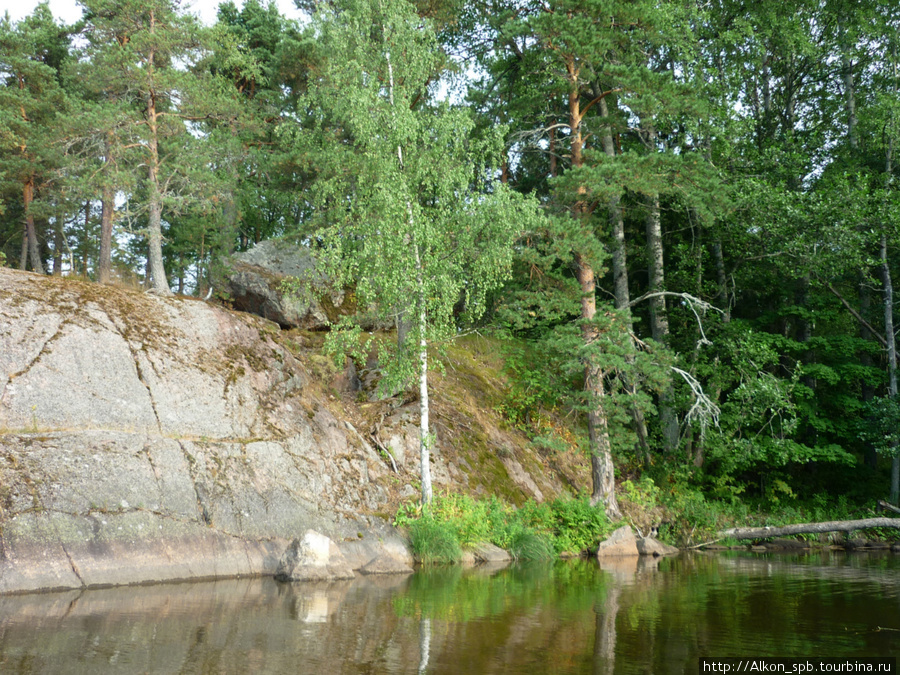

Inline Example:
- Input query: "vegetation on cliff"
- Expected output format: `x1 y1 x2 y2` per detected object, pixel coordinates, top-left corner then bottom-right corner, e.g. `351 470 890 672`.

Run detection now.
2 0 900 539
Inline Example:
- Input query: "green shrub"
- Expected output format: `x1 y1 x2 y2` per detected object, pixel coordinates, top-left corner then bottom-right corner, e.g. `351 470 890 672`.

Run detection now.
397 491 612 561
548 496 612 554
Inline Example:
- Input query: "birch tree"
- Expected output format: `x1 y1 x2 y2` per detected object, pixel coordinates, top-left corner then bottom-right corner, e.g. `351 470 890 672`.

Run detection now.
291 0 536 504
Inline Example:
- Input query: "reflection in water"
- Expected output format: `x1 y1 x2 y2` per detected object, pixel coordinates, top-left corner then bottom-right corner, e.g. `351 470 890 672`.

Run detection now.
593 585 620 675
1 552 899 674
418 618 432 675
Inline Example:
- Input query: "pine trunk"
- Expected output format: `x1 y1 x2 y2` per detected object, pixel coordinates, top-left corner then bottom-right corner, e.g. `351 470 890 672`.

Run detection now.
599 95 649 461
568 59 620 518
23 177 44 275
144 34 170 295
712 239 730 322
576 253 621 519
882 235 899 504
645 188 678 452
885 45 898 504
98 141 115 284
19 223 27 271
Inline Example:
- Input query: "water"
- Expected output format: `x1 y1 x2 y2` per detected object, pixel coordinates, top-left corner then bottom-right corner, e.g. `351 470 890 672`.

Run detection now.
1 552 898 674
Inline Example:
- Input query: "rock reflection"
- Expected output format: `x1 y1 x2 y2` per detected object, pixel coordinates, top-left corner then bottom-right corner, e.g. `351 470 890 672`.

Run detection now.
1 553 898 674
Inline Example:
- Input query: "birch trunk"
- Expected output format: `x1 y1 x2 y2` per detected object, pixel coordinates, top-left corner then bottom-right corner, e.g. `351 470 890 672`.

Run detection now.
415 242 433 505
384 37 432 505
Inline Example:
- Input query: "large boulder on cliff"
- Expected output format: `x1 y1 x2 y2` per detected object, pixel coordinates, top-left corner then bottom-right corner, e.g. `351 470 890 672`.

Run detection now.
218 240 350 329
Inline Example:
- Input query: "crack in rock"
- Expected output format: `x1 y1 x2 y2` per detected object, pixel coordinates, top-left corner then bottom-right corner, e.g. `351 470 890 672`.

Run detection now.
177 441 212 526
59 541 86 589
1 315 70 403
100 307 164 435
137 442 165 505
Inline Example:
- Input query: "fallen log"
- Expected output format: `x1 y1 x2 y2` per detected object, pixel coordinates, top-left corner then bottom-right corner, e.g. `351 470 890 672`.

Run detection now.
878 500 900 515
719 517 900 540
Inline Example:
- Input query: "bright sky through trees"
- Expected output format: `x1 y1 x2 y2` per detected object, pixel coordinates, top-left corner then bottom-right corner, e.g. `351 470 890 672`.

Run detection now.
1 0 305 25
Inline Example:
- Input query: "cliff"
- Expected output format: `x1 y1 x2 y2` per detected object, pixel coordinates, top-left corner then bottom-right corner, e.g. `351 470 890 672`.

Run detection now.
0 268 582 594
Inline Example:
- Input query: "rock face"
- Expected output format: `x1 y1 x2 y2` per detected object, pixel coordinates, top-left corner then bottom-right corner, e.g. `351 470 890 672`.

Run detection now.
0 268 576 594
218 240 349 329
0 269 399 594
596 526 640 557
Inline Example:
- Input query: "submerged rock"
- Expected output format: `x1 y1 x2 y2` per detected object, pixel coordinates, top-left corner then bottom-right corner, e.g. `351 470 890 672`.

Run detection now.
358 556 414 575
342 535 414 575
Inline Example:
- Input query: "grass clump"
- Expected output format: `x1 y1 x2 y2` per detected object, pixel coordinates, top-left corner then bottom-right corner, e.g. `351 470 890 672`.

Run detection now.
395 492 611 563
504 526 555 560
407 517 463 564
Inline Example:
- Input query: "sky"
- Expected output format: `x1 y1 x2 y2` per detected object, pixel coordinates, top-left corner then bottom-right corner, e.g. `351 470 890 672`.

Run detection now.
0 0 306 25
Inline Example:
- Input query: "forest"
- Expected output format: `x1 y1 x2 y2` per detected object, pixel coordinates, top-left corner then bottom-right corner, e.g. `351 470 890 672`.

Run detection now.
2 0 900 528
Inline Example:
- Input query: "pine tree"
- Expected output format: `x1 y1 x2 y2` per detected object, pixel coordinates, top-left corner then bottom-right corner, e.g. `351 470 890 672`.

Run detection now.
0 5 70 274
77 0 240 293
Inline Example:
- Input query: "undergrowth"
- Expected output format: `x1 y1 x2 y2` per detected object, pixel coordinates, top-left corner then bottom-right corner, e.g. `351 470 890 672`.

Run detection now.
395 492 613 563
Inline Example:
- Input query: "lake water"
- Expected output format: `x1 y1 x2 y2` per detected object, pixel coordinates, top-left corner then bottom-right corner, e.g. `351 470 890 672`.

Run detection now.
1 552 898 674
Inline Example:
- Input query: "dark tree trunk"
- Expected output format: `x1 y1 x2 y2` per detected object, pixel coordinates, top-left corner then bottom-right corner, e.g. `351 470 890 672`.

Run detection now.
645 187 678 452
598 95 650 461
567 58 620 519
23 177 44 275
99 183 114 285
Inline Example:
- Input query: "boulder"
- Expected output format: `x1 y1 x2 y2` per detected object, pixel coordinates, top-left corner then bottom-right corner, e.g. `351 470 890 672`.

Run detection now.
596 525 639 557
358 556 414 575
340 535 415 575
219 240 349 329
275 530 355 582
635 536 680 557
470 542 512 563
459 550 477 566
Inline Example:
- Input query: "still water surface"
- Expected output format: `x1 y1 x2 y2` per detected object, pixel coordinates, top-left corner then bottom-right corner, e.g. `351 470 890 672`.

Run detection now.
1 552 898 674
